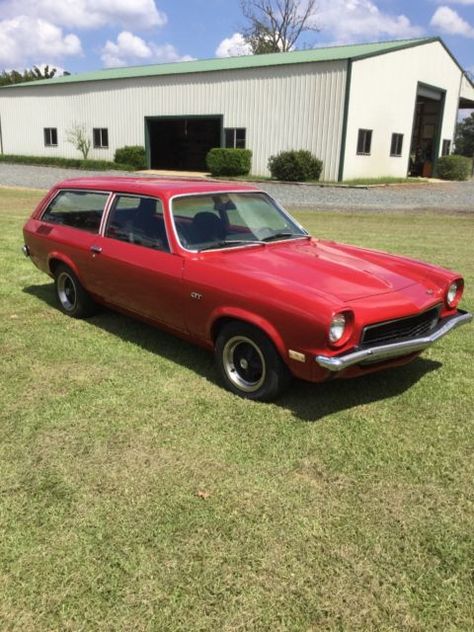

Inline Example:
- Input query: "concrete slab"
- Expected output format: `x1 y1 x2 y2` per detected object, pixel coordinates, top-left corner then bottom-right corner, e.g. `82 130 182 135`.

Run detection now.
135 169 210 179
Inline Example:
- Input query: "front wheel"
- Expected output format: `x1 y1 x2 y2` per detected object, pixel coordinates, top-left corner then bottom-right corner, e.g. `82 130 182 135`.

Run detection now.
54 264 96 318
215 322 291 401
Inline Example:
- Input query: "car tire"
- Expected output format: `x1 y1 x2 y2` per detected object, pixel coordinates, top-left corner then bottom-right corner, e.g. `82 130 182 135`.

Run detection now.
54 263 96 318
215 321 291 401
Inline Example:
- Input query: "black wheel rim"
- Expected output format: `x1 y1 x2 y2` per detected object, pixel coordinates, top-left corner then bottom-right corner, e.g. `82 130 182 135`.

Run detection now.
222 336 266 393
57 272 77 311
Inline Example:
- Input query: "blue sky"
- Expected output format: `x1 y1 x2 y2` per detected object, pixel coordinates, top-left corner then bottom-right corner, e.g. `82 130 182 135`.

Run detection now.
0 0 473 75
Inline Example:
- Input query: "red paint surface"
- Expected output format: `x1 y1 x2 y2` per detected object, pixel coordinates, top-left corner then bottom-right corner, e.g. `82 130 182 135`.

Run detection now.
23 177 464 383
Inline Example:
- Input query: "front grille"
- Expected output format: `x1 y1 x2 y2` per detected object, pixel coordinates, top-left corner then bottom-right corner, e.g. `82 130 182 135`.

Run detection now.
360 305 441 348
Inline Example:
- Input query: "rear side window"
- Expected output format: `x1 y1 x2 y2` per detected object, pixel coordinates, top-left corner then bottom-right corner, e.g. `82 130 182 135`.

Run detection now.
105 195 170 252
42 190 109 233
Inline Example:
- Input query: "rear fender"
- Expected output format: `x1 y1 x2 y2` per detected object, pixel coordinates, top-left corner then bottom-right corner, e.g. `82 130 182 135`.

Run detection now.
47 252 83 282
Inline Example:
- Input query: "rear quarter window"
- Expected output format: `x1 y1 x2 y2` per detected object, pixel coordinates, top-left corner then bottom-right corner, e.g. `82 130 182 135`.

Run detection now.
41 190 109 233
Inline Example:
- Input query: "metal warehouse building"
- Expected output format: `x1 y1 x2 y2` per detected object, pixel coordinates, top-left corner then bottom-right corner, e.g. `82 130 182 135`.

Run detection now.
1 37 473 181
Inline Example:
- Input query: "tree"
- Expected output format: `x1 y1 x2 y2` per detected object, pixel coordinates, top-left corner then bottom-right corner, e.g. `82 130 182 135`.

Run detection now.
0 65 67 87
66 123 91 160
240 0 319 54
454 113 474 158
31 65 57 79
0 70 24 86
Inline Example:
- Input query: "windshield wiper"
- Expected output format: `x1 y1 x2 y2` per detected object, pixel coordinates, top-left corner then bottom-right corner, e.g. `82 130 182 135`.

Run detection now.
199 239 263 252
260 232 305 242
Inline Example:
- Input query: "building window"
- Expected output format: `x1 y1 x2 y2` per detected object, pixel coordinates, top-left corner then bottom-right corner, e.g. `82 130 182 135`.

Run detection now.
44 128 58 147
441 139 451 156
390 133 404 157
357 129 372 155
93 128 109 148
225 128 246 149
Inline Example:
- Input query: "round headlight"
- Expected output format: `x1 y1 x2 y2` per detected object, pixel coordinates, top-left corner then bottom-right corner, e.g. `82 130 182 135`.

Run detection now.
329 313 347 343
446 281 459 307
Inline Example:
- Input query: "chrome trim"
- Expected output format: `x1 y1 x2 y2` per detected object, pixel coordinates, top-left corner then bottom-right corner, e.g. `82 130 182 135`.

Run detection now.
168 190 309 254
98 191 115 236
315 310 472 372
22 244 30 257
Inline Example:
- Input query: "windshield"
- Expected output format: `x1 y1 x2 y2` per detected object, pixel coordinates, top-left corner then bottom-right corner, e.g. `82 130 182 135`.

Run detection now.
171 192 307 251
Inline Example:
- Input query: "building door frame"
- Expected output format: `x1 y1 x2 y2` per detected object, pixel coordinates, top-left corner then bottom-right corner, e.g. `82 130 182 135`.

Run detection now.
144 115 224 170
407 82 446 177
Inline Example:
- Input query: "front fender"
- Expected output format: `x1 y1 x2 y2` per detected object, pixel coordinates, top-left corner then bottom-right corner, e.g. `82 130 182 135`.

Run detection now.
208 306 287 360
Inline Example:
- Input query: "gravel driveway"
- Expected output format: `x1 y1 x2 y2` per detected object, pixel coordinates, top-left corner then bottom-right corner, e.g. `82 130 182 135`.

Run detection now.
262 179 474 213
1 162 473 213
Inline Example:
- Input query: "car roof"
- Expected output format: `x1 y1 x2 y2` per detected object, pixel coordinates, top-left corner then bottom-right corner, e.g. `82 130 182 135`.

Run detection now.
54 177 259 197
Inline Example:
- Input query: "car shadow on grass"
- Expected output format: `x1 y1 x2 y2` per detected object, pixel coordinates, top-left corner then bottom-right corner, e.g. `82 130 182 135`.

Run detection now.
24 283 443 422
278 360 441 421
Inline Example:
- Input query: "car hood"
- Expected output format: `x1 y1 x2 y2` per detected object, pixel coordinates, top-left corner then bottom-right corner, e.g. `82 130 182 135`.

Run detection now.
209 238 439 303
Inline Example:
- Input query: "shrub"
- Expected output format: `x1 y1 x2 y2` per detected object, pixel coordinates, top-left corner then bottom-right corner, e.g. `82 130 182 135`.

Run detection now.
435 155 472 181
0 154 136 171
206 148 252 177
268 150 323 182
114 146 147 170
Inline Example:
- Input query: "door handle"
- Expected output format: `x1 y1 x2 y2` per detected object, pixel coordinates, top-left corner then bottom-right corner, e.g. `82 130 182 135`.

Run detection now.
90 245 102 254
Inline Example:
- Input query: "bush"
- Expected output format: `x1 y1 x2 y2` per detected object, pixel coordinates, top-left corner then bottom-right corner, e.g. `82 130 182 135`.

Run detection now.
435 155 472 181
206 148 252 177
0 154 136 171
268 150 323 182
114 146 147 170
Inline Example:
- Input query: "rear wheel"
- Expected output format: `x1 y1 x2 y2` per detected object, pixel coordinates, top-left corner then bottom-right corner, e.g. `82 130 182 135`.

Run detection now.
54 264 96 318
215 322 291 401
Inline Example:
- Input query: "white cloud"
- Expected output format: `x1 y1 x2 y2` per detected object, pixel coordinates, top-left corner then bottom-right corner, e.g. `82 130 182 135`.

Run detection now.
313 0 424 43
215 33 252 58
1 0 166 30
0 16 82 68
101 31 193 68
430 6 474 37
102 31 153 66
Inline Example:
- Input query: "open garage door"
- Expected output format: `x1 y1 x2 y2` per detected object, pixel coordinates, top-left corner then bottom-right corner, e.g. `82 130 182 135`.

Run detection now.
146 116 222 171
409 84 445 178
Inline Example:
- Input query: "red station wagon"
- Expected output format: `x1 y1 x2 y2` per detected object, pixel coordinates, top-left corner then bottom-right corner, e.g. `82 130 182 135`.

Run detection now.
22 177 471 401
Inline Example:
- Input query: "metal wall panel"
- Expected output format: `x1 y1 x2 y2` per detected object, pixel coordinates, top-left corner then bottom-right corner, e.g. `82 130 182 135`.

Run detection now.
0 61 347 180
344 41 463 180
459 73 474 103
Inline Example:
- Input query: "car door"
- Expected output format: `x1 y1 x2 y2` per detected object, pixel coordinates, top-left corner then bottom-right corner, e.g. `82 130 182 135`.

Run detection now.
88 194 186 332
35 188 111 281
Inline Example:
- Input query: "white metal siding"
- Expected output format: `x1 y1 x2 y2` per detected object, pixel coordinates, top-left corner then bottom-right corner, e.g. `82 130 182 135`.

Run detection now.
460 73 474 102
343 41 462 180
0 61 347 180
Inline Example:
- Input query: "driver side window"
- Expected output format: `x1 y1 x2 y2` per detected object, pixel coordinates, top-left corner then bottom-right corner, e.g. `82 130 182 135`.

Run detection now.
105 195 170 252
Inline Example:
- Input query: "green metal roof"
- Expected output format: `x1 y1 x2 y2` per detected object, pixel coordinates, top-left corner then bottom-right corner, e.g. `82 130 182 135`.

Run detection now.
2 37 437 89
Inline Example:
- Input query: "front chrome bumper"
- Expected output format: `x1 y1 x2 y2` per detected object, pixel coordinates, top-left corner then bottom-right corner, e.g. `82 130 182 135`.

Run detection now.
315 310 472 372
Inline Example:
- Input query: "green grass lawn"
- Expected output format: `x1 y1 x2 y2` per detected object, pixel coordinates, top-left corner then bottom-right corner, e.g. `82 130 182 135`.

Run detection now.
1 188 473 630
